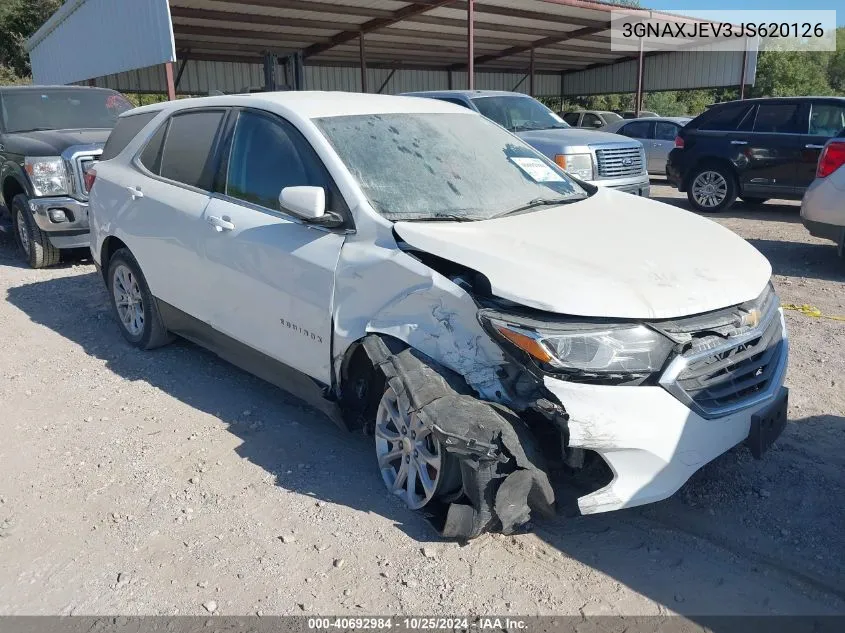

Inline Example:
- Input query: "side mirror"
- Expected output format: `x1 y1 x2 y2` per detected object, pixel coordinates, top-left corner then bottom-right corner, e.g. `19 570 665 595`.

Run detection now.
591 120 603 128
279 186 343 227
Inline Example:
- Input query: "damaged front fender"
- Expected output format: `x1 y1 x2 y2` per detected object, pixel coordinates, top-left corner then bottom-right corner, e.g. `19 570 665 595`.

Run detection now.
362 336 555 540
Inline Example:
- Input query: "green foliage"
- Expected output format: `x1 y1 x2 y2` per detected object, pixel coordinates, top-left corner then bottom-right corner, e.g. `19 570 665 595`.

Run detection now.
0 0 61 79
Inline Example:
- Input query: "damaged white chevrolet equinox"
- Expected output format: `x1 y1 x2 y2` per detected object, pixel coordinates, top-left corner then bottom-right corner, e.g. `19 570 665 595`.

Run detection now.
88 92 788 539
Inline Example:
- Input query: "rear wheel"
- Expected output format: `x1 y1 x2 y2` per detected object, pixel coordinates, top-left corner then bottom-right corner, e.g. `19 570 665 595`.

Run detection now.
374 384 460 510
12 194 60 268
740 197 769 205
107 248 173 350
687 165 737 213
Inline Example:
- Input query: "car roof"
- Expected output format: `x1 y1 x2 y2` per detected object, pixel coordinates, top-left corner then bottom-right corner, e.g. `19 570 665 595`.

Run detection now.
0 84 117 93
403 90 532 99
711 96 845 106
125 90 475 119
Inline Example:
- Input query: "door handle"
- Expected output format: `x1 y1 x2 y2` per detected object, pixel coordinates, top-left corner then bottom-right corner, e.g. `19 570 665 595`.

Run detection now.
206 215 235 232
804 144 824 149
126 186 144 199
730 140 748 145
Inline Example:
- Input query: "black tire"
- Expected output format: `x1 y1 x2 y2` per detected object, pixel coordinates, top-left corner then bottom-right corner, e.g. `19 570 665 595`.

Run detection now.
106 248 173 350
740 197 769 205
686 164 738 213
11 194 60 268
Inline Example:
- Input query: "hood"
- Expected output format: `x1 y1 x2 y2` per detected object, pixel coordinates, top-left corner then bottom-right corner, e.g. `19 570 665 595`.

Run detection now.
517 127 638 147
394 188 772 319
1 128 110 156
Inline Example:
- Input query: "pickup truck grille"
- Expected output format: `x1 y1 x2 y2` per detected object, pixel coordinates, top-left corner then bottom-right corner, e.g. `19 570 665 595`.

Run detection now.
595 146 644 178
63 146 102 199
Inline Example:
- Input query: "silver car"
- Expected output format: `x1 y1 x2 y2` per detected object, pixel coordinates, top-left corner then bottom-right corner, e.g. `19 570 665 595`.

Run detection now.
602 117 692 175
561 110 623 129
801 135 845 258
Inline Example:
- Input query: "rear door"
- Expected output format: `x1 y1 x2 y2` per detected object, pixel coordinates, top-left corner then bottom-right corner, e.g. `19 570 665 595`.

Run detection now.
199 108 347 383
652 120 681 174
800 100 845 190
743 100 806 196
103 108 227 319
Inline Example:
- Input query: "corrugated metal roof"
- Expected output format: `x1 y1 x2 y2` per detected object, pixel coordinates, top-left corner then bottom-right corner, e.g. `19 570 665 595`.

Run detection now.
30 0 756 95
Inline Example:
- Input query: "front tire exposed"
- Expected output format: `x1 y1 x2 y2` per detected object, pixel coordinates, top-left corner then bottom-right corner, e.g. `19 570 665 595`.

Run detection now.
106 248 173 350
12 194 60 268
687 164 737 213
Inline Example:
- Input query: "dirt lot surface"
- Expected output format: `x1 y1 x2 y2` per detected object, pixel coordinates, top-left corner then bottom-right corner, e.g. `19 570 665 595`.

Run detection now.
1 181 844 619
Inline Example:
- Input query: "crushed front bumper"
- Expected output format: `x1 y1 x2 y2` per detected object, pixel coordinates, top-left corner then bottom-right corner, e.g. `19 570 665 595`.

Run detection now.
543 323 789 515
28 196 90 249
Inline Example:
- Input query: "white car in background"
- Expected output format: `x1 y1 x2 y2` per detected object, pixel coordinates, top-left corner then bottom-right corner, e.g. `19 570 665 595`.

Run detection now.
801 133 845 258
87 92 788 539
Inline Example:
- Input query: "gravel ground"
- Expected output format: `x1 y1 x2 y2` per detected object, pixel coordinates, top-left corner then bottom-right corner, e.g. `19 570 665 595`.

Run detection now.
0 182 843 619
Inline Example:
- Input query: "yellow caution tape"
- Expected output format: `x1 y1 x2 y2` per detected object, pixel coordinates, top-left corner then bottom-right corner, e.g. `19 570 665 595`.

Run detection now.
782 303 845 322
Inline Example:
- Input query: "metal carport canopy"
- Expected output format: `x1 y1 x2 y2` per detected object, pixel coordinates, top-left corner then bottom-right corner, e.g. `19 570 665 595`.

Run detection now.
27 0 756 97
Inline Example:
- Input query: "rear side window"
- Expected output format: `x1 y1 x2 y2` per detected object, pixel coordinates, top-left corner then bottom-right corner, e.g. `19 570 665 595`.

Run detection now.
655 121 679 141
695 103 754 131
159 110 225 189
753 103 804 134
226 110 330 210
621 120 651 139
139 122 167 173
100 112 157 161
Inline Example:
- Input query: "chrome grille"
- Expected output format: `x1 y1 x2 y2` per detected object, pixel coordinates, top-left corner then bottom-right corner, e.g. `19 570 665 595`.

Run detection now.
78 156 97 194
659 287 787 418
595 146 644 178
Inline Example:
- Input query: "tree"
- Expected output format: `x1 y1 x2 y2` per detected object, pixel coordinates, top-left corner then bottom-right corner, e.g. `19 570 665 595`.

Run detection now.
0 0 61 79
749 49 833 98
828 28 845 94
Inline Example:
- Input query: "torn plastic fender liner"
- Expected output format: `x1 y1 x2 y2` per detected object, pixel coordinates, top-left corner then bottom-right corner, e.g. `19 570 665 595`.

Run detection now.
362 335 555 539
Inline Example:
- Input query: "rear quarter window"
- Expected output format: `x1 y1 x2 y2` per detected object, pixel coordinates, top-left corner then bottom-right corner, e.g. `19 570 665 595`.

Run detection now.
693 103 755 132
100 112 158 161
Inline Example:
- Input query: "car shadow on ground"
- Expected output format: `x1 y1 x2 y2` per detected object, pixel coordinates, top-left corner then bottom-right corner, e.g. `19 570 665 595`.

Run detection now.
5 261 845 617
747 239 845 283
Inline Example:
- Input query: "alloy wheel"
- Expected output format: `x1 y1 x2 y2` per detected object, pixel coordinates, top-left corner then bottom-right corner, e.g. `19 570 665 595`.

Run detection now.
691 170 728 208
112 264 145 337
374 385 444 510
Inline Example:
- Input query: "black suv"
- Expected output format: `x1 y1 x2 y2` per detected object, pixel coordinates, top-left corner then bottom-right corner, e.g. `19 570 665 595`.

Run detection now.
667 97 845 212
0 85 133 267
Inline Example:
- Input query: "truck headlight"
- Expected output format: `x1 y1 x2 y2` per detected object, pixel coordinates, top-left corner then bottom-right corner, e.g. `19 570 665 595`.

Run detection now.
24 157 69 197
481 313 674 377
554 153 593 181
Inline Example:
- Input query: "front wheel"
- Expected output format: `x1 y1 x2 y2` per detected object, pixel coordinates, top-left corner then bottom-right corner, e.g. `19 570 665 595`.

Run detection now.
12 194 60 268
374 384 461 510
687 165 737 213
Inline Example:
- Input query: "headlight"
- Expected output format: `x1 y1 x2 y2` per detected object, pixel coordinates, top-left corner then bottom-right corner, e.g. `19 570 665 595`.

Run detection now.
482 314 674 377
554 153 593 181
24 157 69 197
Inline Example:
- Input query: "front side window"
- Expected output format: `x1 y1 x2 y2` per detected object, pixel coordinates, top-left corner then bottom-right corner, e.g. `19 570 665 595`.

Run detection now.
562 112 581 125
316 112 587 222
753 103 804 134
158 110 225 189
226 110 328 210
809 103 845 137
0 88 132 133
582 113 603 128
471 96 569 132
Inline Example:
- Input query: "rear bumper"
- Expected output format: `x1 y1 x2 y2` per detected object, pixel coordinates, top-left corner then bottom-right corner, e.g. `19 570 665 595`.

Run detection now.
801 175 845 247
28 196 90 249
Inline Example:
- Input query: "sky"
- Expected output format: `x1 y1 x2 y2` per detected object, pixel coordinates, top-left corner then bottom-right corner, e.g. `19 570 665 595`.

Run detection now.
645 0 844 25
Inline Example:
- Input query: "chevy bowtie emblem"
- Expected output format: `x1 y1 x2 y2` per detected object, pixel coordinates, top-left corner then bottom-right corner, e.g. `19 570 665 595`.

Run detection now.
741 309 762 328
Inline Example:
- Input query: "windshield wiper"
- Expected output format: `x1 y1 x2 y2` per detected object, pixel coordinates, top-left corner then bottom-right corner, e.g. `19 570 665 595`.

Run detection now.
491 197 582 219
398 213 474 222
10 127 54 133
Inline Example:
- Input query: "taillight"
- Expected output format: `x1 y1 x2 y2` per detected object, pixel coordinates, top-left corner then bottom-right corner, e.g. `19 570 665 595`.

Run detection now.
674 136 685 148
817 141 845 178
83 166 97 192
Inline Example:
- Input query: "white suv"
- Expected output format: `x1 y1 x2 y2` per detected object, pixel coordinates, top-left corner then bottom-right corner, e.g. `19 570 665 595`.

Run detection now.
88 92 789 539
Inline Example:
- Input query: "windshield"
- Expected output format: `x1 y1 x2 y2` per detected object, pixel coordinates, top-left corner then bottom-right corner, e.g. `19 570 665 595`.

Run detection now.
603 112 623 123
0 89 133 133
470 96 570 132
315 112 587 222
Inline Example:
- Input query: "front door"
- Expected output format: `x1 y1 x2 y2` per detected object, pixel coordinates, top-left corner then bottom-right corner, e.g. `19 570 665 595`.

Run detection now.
200 109 347 384
652 120 680 174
